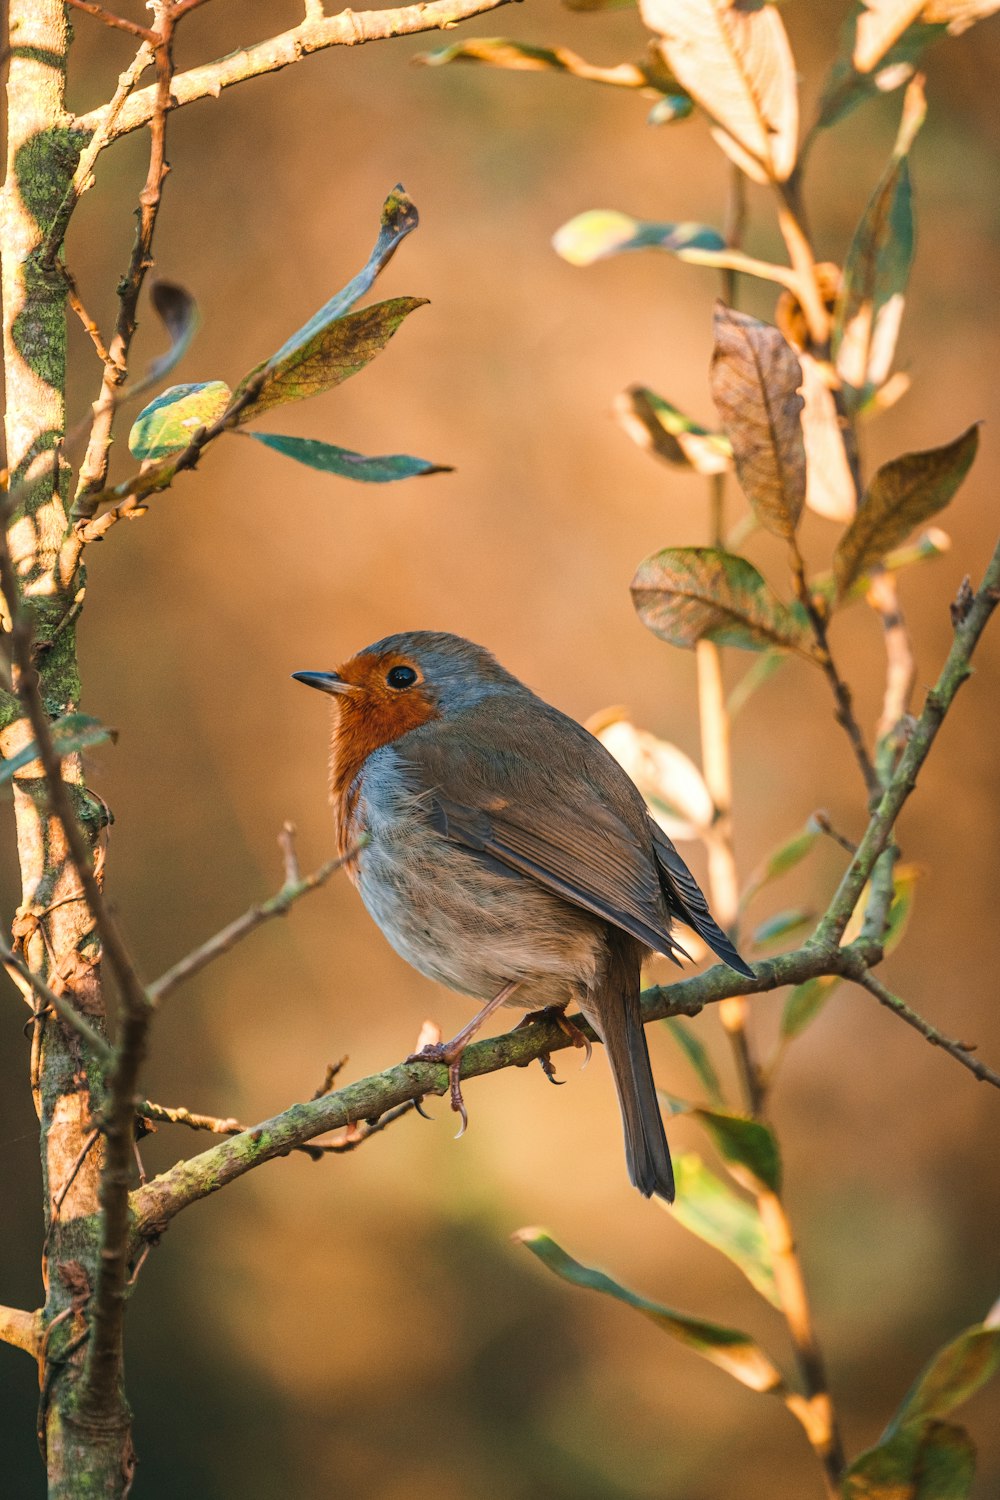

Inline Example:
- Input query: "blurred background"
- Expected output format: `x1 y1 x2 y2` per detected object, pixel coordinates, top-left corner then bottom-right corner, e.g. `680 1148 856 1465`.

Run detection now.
1 1 999 1494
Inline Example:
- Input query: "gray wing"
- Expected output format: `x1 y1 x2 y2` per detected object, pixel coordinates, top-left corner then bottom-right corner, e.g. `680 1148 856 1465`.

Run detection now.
398 696 690 963
649 822 755 978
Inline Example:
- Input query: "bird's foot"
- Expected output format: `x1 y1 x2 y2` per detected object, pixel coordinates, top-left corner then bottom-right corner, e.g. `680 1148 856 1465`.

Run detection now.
517 1005 593 1068
405 1040 470 1138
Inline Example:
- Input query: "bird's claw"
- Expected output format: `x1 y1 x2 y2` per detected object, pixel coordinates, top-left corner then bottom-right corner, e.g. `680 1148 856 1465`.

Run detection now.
538 1052 565 1086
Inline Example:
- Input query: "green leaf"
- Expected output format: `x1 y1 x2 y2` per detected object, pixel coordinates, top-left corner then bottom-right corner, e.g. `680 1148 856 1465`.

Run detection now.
834 77 926 409
668 1153 781 1306
553 210 725 267
515 1226 786 1391
844 1419 976 1499
0 714 115 786
781 975 842 1040
740 821 821 913
416 37 660 91
632 547 811 655
246 433 451 483
833 424 979 596
640 0 798 184
727 649 788 720
751 908 814 951
234 297 428 422
891 1315 1000 1432
662 1016 723 1105
614 386 731 475
128 380 232 460
710 305 806 540
690 1109 782 1195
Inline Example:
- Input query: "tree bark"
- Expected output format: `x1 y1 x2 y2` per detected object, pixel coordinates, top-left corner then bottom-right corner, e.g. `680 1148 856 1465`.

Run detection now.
2 3 132 1491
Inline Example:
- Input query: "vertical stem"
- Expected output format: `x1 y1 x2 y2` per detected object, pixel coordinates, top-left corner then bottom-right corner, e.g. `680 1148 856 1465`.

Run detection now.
695 510 843 1493
2 3 133 1491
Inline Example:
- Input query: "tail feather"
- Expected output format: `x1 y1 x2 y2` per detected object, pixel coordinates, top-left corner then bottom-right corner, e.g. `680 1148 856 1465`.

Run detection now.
586 938 674 1202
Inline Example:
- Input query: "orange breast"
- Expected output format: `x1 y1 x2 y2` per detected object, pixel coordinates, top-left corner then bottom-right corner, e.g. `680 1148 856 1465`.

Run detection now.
328 657 439 868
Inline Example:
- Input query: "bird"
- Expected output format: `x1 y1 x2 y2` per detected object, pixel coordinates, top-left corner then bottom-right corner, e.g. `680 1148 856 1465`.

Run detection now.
293 631 753 1202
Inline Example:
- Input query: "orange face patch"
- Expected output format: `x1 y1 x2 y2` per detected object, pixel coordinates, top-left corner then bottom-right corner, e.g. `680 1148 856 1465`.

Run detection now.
328 650 439 858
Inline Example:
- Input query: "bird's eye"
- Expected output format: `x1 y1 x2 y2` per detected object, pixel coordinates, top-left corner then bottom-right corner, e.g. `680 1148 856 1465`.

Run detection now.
386 665 418 690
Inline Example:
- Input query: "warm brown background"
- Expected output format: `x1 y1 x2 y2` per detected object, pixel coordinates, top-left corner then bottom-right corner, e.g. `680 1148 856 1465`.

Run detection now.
1 2 999 1496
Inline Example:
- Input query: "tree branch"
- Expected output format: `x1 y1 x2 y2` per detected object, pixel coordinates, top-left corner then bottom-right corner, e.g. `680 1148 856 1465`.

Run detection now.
71 0 522 147
815 537 1000 946
138 1095 417 1157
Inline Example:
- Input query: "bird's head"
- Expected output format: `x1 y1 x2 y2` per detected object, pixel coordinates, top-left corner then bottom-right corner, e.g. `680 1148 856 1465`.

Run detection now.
293 631 521 757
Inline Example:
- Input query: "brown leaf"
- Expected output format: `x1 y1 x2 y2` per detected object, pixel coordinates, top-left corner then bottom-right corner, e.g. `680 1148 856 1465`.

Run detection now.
640 0 798 183
632 546 811 654
854 0 927 72
834 425 979 596
710 306 806 539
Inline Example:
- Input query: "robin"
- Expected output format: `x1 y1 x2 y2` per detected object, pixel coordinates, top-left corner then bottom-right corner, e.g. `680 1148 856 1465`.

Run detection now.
294 631 752 1202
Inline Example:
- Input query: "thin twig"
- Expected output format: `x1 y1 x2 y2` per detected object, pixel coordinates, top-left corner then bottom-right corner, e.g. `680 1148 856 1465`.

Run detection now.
147 835 363 1004
138 1096 417 1157
72 21 174 523
39 42 156 271
850 969 1000 1088
0 939 113 1062
71 0 524 146
64 0 158 43
815 536 1000 946
60 262 113 366
789 544 881 799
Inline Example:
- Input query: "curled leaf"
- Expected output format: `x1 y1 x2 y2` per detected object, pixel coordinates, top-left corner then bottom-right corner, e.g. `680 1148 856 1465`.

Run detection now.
640 0 798 183
833 424 979 596
614 387 731 475
128 380 232 460
553 210 725 267
589 711 714 839
246 433 451 483
133 279 200 394
515 1226 786 1390
416 37 657 91
632 547 811 655
710 305 806 540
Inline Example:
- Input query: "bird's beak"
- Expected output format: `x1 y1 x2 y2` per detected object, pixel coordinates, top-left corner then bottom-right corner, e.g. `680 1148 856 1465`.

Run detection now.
291 670 356 697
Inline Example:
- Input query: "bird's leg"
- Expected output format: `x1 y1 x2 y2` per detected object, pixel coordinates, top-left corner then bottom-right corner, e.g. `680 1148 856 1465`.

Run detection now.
406 982 520 1137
